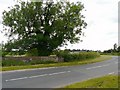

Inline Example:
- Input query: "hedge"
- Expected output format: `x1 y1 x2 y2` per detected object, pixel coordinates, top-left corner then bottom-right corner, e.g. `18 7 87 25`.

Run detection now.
57 51 100 62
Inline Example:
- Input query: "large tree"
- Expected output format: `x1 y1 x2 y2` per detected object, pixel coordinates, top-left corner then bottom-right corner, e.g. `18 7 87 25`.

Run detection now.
2 0 87 56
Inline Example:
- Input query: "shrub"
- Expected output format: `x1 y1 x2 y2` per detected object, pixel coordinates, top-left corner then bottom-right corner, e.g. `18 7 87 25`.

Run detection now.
2 60 26 66
57 51 100 62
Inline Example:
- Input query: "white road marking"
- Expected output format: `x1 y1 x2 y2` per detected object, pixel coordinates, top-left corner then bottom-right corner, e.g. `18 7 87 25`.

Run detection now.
86 66 103 70
97 66 102 67
108 72 114 75
86 64 111 70
49 72 65 75
102 64 110 67
49 71 71 75
6 77 28 82
29 74 48 78
5 71 71 82
115 61 118 64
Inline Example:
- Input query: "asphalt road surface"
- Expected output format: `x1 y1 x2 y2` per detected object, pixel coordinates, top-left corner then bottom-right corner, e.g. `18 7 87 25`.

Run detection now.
2 56 119 88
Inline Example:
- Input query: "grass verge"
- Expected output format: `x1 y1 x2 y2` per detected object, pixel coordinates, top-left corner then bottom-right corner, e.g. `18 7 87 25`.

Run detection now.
62 75 119 88
1 55 112 71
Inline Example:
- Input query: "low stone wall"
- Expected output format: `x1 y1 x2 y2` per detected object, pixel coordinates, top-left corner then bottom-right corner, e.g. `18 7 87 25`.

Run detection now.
2 56 64 62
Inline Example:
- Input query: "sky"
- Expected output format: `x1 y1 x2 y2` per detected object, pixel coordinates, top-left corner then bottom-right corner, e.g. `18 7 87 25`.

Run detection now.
0 0 119 51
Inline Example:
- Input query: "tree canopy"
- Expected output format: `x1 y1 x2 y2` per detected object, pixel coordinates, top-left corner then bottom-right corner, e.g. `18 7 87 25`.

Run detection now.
2 0 87 56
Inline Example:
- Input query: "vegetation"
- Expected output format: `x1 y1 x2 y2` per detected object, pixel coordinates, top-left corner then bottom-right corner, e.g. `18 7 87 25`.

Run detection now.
62 75 118 88
2 0 87 56
57 51 100 62
2 52 100 66
1 55 111 71
102 44 120 56
0 44 2 56
101 52 120 56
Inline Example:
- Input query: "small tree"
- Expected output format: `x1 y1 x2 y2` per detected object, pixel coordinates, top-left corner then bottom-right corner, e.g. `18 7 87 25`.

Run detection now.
2 0 87 56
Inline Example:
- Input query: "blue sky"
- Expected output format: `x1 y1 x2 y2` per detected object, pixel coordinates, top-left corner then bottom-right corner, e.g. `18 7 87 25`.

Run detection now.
0 0 118 51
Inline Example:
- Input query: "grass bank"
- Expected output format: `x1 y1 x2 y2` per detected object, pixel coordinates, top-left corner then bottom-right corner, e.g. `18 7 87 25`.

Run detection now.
62 75 118 88
101 52 120 56
1 55 112 71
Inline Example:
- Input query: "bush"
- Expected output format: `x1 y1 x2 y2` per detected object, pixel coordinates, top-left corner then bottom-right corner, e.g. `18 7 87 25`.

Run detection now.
2 60 26 66
57 51 100 62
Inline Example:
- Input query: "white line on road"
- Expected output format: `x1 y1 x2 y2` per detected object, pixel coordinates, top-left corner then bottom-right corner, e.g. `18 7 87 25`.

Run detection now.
102 64 110 67
86 64 110 70
86 67 97 70
5 71 71 82
28 74 48 78
115 61 118 64
86 66 103 70
49 71 71 76
6 77 28 82
108 72 115 75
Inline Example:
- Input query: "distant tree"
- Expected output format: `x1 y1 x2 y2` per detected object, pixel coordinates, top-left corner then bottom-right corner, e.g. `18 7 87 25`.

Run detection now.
103 49 113 53
113 43 117 51
118 46 120 52
2 0 87 56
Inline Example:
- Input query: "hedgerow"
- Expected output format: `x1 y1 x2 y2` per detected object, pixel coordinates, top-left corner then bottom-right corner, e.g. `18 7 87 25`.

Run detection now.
57 51 100 62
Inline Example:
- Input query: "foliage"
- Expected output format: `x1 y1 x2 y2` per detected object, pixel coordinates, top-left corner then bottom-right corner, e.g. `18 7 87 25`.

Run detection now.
100 52 120 56
57 51 100 62
102 45 120 56
2 60 25 66
118 46 120 52
103 49 113 53
2 0 87 56
0 44 2 56
2 43 26 56
26 48 38 56
0 50 2 56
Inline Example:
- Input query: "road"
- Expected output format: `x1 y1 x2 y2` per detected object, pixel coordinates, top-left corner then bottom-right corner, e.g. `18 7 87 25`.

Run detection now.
2 56 119 88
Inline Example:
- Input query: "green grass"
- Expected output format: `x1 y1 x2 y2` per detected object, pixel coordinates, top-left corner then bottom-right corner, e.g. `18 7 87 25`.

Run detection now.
62 75 118 88
101 52 120 56
1 55 112 71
